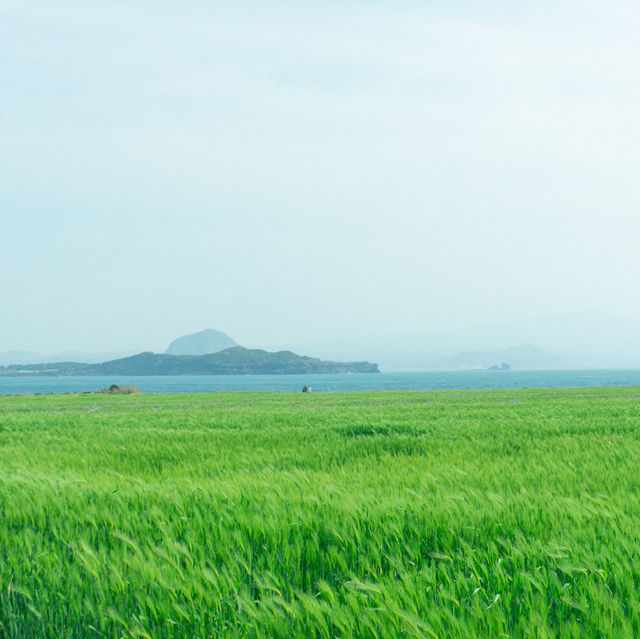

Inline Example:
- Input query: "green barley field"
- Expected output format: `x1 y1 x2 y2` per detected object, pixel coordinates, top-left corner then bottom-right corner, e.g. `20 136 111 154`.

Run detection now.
2 388 640 638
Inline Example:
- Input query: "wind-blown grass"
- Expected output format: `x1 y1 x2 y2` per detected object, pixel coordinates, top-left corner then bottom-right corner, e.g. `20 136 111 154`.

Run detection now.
1 388 640 637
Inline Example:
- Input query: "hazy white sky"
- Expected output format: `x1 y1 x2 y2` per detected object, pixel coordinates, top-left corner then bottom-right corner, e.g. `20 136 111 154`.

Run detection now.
2 0 640 353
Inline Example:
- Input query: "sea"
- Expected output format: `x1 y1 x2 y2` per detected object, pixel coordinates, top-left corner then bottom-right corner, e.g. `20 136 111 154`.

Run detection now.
2 369 640 395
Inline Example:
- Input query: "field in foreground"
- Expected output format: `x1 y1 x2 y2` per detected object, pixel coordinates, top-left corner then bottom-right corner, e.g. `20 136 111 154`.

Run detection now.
1 389 640 638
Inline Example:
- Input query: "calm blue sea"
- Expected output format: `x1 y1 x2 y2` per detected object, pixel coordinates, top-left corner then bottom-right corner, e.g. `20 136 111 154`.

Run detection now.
2 370 640 395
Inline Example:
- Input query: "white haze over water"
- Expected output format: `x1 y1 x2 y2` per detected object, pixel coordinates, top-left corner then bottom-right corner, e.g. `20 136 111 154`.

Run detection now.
2 1 640 359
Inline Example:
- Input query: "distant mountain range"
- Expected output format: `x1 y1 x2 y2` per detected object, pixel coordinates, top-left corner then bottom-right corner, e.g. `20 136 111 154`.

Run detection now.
0 329 239 367
3 311 639 373
0 341 575 372
409 345 581 371
278 312 640 370
0 347 379 377
0 349 138 367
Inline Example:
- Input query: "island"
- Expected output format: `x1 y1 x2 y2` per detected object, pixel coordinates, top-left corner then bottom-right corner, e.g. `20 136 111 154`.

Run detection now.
488 362 512 371
0 346 379 376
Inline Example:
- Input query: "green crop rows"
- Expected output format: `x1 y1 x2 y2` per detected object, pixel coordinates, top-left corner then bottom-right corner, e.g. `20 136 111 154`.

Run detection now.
1 388 640 638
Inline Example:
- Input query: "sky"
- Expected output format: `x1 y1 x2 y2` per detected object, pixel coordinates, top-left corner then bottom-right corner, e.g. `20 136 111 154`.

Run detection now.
2 0 640 354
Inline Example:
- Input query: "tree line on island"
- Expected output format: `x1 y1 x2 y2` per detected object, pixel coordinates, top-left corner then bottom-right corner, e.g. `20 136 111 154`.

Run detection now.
0 330 379 376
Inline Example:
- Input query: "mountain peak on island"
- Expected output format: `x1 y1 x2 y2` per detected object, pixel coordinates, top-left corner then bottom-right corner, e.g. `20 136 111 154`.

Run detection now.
165 329 237 356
